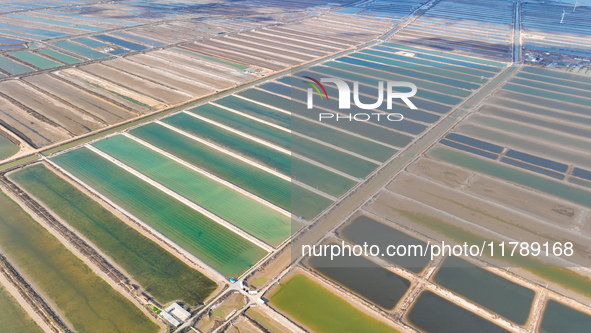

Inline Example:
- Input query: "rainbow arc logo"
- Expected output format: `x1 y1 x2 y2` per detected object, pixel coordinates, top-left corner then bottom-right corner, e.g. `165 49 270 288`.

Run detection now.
303 75 417 111
303 76 329 100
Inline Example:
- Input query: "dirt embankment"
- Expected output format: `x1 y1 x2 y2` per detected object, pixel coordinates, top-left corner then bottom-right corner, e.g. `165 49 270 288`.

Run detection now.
0 254 71 333
0 175 134 287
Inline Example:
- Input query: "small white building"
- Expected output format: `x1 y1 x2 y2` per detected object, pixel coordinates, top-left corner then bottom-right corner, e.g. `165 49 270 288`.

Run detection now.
161 312 181 327
160 303 191 327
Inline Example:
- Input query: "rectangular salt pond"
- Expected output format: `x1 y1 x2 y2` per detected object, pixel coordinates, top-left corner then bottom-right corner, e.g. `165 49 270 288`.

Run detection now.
440 139 499 160
341 215 431 273
308 245 410 309
114 32 165 47
521 66 591 86
92 135 293 246
469 113 591 152
377 44 500 72
42 10 139 26
540 300 591 333
174 48 249 70
274 78 428 136
52 147 267 277
188 104 378 178
505 149 568 173
517 71 591 92
309 63 470 99
308 64 466 106
163 112 291 174
493 91 591 118
0 28 44 41
215 95 397 162
501 157 565 180
162 113 356 197
573 168 591 181
95 34 148 51
355 50 485 83
11 163 217 306
278 75 451 120
52 41 108 59
569 177 591 189
434 256 534 325
5 13 103 31
457 123 591 169
270 274 399 333
73 37 108 48
0 188 159 333
0 135 19 160
0 22 68 38
445 133 504 153
38 48 81 64
504 83 591 107
0 55 33 74
7 51 62 69
336 56 479 90
238 89 413 147
129 123 332 220
370 46 495 78
0 284 43 333
511 77 589 99
0 36 25 44
0 44 26 50
408 291 509 333
383 43 506 67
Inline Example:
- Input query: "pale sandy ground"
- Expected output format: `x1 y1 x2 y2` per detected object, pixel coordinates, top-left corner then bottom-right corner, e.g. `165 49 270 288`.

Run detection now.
195 292 247 332
386 171 591 267
408 157 591 234
62 68 166 108
0 80 103 135
245 305 294 333
370 187 588 280
223 315 265 333
80 63 192 105
103 59 214 96
0 95 72 149
405 155 591 298
52 70 152 113
23 74 134 124
246 248 293 289
406 158 473 189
